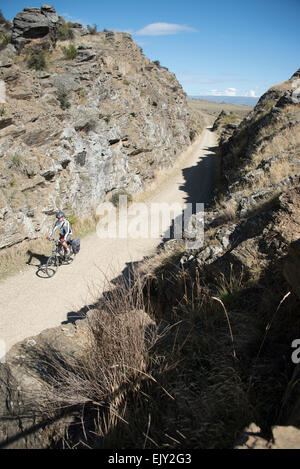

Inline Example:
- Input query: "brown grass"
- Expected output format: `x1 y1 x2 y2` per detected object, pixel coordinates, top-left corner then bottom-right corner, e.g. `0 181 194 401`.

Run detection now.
12 247 300 448
188 98 252 118
0 238 50 280
19 272 160 448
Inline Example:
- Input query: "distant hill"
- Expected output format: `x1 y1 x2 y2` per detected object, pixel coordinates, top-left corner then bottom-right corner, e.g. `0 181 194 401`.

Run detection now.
190 95 259 107
188 97 252 119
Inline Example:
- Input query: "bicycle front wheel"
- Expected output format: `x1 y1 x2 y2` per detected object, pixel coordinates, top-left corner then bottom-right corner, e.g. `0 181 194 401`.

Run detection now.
46 254 59 277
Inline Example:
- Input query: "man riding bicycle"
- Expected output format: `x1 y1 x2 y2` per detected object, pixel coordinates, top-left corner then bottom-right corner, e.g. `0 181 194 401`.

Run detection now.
46 211 72 259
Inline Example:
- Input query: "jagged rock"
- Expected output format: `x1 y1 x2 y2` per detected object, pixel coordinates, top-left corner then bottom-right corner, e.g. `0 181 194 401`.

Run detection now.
11 5 59 48
215 224 238 249
227 237 266 272
196 244 223 265
0 44 17 65
52 72 81 93
36 70 50 79
0 64 20 82
72 27 89 37
0 319 90 448
11 5 60 50
235 423 300 449
105 31 115 41
75 46 97 62
0 118 13 130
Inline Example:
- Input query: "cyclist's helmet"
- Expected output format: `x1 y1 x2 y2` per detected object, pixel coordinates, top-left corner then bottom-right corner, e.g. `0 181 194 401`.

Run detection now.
56 211 65 219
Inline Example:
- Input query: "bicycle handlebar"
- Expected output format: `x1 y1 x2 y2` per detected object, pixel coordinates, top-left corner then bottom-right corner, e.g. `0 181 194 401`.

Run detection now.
47 238 60 246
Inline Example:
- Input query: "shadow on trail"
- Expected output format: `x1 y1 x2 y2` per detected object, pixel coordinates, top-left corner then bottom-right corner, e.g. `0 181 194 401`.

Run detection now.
60 132 219 326
179 144 219 207
111 133 219 288
62 303 96 325
26 250 50 278
160 141 218 243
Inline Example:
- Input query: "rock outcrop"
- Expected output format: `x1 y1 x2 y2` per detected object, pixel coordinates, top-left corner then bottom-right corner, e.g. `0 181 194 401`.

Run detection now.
10 5 89 52
235 423 300 449
182 69 300 271
0 6 200 252
211 109 242 144
218 69 300 193
12 5 60 50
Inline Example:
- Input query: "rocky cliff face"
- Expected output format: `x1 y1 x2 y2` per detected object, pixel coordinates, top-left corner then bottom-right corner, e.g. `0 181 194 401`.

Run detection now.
0 6 200 251
175 69 300 447
185 69 300 270
218 69 300 197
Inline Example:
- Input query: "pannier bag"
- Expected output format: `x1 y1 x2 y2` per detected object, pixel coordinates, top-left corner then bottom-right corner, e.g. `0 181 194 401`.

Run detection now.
71 238 80 254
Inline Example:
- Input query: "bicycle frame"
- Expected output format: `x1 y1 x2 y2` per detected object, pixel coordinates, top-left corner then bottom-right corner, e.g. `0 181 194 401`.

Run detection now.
45 239 74 277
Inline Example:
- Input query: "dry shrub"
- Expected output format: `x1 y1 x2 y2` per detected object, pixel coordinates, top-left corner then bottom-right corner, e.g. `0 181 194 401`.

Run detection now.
71 213 101 238
269 160 295 185
106 266 254 448
110 261 300 449
19 273 160 447
0 238 50 280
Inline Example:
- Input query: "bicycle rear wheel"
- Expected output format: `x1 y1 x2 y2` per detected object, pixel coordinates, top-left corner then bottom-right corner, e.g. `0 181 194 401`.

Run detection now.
46 254 59 277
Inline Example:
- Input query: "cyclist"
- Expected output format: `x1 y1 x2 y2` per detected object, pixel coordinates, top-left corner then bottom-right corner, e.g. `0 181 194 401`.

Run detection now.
46 211 72 259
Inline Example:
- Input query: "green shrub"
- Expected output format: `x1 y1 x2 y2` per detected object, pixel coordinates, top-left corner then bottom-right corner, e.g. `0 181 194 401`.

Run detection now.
57 18 74 40
0 105 5 117
67 213 77 225
11 153 22 167
27 51 47 71
77 88 87 103
110 190 133 207
87 24 97 34
0 32 11 51
61 44 78 59
57 90 70 110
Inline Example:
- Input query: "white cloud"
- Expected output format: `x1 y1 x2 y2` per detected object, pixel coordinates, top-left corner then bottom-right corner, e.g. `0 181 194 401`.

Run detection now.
135 22 197 36
208 88 237 96
225 88 237 96
244 90 257 97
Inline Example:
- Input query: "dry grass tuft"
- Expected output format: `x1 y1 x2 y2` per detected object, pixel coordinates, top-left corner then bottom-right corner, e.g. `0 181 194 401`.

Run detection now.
19 273 160 447
0 238 50 280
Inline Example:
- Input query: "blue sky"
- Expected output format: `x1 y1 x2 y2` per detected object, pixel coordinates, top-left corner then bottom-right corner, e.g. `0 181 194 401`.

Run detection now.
1 0 299 97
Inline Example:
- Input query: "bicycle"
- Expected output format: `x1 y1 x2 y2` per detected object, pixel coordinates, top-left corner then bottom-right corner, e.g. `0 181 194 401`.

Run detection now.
45 239 75 277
